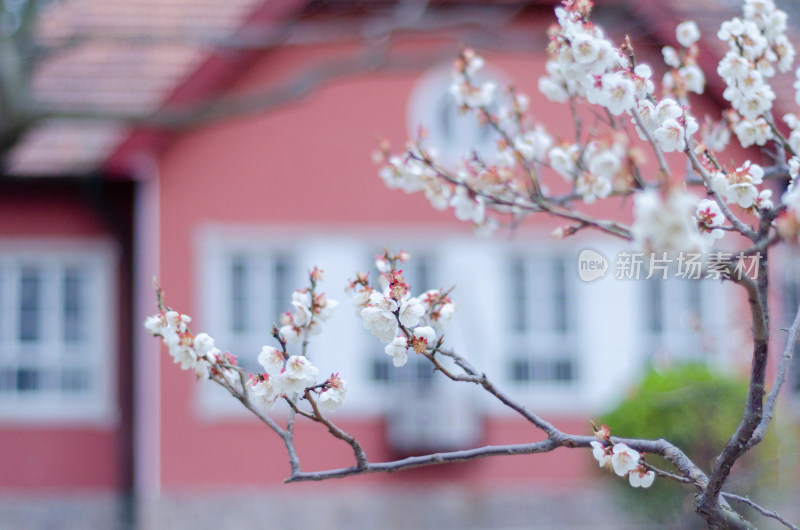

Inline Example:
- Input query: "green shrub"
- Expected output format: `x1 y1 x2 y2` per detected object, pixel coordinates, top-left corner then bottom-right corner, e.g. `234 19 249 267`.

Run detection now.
600 363 783 527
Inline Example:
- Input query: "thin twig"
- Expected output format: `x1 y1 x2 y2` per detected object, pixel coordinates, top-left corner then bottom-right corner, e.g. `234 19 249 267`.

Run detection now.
722 493 800 530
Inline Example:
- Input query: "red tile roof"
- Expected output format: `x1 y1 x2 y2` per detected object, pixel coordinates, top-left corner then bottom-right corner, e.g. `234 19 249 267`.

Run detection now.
8 0 800 176
7 0 267 176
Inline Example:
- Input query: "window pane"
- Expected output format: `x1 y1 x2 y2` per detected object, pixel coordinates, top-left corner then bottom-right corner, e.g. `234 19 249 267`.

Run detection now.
552 257 569 333
60 368 90 392
16 368 41 391
510 256 527 333
273 255 293 322
554 359 574 382
63 268 85 342
415 359 434 382
510 357 530 382
0 368 13 392
19 267 41 342
372 357 391 382
645 279 663 333
231 256 248 333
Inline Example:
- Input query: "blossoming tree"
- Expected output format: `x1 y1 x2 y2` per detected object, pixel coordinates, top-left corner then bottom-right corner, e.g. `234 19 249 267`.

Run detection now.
147 1 800 527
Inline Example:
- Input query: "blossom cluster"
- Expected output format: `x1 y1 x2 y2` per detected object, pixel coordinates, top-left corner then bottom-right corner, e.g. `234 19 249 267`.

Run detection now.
711 160 769 210
145 311 238 383
278 267 339 343
661 21 706 99
590 425 655 488
717 0 794 147
254 346 346 411
632 188 705 253
591 441 655 488
634 97 698 153
146 271 349 413
539 2 638 112
349 251 456 368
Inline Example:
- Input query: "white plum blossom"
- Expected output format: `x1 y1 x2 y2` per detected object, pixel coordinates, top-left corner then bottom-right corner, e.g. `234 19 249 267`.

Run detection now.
398 298 425 328
145 310 205 373
514 127 553 163
432 302 456 331
171 341 198 371
399 297 425 328
732 117 772 147
165 310 191 332
679 65 705 94
314 294 338 322
251 375 282 407
449 52 496 110
281 355 319 394
258 346 285 376
361 291 399 343
548 143 579 180
611 443 640 477
538 68 569 103
351 286 373 316
696 199 727 244
712 161 764 208
586 144 623 177
192 333 216 358
728 84 775 120
412 326 437 353
144 313 168 336
384 336 409 367
655 98 683 124
718 52 750 82
279 324 303 343
576 172 612 204
654 118 688 153
450 186 486 224
631 64 655 99
755 189 773 210
629 467 656 488
790 157 800 181
590 441 611 468
317 374 347 412
662 46 680 69
633 189 704 252
676 21 700 47
193 352 216 380
423 179 452 211
290 291 312 326
571 33 601 64
600 72 636 115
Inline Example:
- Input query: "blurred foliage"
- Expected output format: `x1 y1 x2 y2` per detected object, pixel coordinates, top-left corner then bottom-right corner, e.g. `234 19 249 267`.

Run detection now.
600 362 789 528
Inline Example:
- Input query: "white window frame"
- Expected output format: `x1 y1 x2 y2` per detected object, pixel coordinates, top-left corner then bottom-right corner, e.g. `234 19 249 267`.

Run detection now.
503 249 580 390
0 238 118 425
